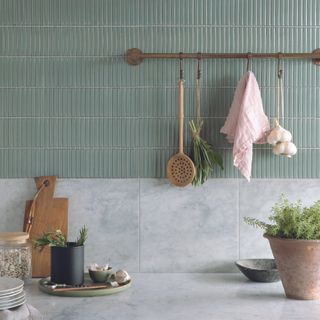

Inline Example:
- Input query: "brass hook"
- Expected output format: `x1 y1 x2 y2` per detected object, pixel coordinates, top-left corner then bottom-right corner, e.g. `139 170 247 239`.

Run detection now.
246 52 252 71
197 52 201 80
179 52 183 80
277 52 283 78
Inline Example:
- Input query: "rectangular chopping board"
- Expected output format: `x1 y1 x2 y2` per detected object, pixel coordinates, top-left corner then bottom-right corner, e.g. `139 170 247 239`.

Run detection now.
23 176 68 278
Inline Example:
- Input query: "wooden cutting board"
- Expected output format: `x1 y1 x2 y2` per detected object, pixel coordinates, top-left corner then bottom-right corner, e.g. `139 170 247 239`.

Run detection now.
23 176 68 278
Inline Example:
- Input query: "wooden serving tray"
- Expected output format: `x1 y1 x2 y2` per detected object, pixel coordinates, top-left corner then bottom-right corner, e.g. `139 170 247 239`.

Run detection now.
38 274 131 297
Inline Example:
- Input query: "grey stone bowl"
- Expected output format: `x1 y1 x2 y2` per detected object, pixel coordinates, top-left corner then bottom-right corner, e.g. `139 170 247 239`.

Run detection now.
235 259 280 283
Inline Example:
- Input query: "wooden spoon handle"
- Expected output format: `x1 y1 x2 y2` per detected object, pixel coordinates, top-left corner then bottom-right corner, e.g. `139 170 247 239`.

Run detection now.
178 79 184 153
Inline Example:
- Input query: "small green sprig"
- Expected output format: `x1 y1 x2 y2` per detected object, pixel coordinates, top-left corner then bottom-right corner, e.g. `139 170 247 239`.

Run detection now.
189 120 224 186
34 225 88 250
76 226 88 246
34 230 66 249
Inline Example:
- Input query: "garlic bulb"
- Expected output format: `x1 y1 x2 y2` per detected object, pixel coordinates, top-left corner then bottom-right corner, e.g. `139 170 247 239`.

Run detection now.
114 270 131 284
267 121 292 146
272 142 285 155
282 141 297 157
272 141 297 157
267 125 283 145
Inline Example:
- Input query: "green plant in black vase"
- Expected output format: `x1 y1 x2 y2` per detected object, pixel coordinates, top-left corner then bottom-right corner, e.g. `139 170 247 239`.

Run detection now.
34 225 88 249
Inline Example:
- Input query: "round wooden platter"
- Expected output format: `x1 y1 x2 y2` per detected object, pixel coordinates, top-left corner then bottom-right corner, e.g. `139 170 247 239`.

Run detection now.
38 273 131 297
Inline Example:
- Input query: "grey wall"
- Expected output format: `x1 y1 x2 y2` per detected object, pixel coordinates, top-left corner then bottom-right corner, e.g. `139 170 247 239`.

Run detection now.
1 179 319 273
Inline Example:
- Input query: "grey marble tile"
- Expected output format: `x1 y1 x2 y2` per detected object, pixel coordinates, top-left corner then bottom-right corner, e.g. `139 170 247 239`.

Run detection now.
0 179 35 232
0 178 140 272
239 179 320 259
140 179 239 272
56 179 140 272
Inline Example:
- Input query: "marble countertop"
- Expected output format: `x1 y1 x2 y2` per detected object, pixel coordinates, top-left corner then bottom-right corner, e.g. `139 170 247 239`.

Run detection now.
25 273 320 320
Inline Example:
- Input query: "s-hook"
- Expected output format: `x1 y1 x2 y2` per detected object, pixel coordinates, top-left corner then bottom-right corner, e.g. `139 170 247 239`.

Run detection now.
277 52 283 79
197 52 202 80
179 52 184 80
277 52 284 122
246 52 252 71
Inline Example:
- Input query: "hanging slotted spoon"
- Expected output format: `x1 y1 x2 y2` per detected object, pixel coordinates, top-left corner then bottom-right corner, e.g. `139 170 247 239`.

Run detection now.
167 58 196 187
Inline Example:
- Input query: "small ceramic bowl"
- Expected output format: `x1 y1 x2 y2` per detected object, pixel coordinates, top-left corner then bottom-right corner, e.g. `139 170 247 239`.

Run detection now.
89 267 113 283
235 259 280 283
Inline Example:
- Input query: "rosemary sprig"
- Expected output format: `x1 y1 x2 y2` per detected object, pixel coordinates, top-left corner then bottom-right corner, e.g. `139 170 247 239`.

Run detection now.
189 120 224 186
76 225 88 246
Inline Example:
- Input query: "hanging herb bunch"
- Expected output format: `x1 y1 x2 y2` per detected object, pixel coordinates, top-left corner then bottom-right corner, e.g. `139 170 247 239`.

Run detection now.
189 57 224 186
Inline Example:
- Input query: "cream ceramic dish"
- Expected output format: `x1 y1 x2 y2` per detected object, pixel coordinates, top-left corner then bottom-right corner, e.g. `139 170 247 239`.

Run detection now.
39 273 131 297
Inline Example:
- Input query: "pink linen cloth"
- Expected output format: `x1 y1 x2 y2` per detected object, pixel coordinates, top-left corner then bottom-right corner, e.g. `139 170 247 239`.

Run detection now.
220 71 270 181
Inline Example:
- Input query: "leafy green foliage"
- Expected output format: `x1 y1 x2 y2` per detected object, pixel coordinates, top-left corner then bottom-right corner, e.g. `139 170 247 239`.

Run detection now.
34 226 88 249
189 120 224 186
34 230 66 249
244 195 320 240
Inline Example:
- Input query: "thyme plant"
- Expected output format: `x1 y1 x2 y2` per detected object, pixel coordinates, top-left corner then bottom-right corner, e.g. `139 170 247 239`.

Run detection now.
244 195 320 240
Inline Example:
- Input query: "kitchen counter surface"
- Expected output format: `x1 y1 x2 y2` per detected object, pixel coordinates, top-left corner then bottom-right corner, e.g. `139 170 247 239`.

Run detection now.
25 273 320 320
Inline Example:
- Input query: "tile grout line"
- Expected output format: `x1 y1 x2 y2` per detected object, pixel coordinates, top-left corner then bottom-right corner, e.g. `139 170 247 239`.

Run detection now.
0 86 317 89
138 178 141 273
0 24 319 28
0 147 319 150
138 96 141 272
238 179 240 260
1 116 320 120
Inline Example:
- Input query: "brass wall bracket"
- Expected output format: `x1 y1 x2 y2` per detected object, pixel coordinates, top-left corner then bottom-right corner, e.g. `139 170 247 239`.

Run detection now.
313 49 320 66
126 48 144 65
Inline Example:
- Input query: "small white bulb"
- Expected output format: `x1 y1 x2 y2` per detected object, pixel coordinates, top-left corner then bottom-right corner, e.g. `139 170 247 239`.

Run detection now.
282 141 297 157
272 142 285 155
279 129 292 142
267 125 283 145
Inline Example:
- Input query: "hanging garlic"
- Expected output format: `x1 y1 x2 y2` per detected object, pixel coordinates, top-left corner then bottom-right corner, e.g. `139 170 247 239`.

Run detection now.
267 120 292 145
267 55 297 157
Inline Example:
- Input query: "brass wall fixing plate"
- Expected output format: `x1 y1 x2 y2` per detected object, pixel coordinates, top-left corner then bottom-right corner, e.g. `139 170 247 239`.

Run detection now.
313 49 320 66
126 48 144 65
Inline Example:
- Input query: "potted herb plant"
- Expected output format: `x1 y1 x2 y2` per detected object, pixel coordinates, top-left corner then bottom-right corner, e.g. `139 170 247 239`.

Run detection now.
245 195 320 300
35 226 88 285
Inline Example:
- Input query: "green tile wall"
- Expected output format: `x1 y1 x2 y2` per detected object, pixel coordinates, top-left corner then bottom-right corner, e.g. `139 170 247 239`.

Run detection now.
0 0 320 178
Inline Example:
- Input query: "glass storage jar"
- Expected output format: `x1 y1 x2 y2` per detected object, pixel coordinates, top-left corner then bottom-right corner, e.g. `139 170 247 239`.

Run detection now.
0 232 32 282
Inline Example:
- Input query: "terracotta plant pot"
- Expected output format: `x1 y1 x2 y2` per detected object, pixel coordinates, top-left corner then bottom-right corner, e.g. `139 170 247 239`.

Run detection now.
264 234 320 300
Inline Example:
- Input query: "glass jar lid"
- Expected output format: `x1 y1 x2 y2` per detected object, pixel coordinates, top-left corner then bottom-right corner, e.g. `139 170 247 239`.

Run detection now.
0 232 29 244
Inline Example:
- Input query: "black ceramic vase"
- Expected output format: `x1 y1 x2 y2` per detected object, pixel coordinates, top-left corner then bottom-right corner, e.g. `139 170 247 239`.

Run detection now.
51 242 84 285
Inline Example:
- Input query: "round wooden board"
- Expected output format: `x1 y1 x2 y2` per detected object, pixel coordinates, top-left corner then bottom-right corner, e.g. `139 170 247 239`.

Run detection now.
38 273 131 297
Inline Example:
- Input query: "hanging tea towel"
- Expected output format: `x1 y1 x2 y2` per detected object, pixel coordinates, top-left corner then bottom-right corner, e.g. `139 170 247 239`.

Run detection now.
220 71 270 181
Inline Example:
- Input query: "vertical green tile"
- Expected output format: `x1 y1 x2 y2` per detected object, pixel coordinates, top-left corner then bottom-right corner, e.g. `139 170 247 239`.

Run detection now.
0 0 319 178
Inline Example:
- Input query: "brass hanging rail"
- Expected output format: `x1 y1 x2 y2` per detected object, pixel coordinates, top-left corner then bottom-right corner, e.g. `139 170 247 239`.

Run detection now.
126 48 320 66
